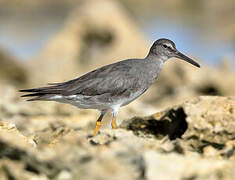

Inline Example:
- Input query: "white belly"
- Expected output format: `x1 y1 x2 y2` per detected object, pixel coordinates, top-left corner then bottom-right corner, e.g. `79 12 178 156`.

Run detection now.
49 90 145 111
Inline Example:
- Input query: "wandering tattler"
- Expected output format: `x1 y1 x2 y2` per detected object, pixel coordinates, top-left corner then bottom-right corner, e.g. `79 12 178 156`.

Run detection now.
20 38 200 136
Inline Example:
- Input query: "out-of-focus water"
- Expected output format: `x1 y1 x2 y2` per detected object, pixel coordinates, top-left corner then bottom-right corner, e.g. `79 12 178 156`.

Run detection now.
0 10 66 60
0 9 234 69
0 22 62 60
142 19 235 68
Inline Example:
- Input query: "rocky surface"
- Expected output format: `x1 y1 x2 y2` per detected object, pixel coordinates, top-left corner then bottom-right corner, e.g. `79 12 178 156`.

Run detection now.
1 96 235 180
0 0 235 179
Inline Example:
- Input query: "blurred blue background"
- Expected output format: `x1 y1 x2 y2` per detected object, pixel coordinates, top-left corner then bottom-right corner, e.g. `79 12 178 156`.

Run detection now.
0 0 234 68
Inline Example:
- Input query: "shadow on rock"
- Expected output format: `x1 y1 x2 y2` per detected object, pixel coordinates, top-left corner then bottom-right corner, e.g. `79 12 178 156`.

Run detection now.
121 107 188 140
0 140 64 179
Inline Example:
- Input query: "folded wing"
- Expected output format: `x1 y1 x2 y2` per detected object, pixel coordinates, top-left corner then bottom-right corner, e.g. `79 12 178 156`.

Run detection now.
20 61 139 101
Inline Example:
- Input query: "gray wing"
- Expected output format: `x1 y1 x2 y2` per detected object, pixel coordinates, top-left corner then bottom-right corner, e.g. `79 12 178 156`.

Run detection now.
20 60 142 101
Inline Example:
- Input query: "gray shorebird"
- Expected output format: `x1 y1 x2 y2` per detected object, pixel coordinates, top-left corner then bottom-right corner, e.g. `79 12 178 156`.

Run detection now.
20 38 200 136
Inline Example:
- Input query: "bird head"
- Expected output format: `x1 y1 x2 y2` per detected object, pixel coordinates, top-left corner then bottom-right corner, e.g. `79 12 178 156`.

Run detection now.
149 38 200 68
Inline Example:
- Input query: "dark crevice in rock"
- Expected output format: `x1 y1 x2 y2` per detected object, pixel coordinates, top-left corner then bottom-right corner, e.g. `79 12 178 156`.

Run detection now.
89 139 99 146
171 140 185 154
182 175 198 180
78 155 93 164
25 164 40 174
185 136 225 154
0 141 64 178
1 165 16 180
83 30 114 47
89 135 117 146
123 107 188 140
201 140 225 150
80 29 115 64
196 84 222 95
197 141 225 154
0 142 26 161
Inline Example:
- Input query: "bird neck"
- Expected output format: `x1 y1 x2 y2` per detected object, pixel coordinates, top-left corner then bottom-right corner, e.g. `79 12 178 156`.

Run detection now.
141 53 164 81
145 53 165 68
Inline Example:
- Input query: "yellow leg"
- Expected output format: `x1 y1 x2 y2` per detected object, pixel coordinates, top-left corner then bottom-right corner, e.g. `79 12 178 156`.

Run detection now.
93 111 106 136
94 121 101 136
111 117 117 129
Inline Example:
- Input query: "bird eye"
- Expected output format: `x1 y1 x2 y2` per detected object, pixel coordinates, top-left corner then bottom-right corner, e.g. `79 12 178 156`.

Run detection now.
163 44 168 48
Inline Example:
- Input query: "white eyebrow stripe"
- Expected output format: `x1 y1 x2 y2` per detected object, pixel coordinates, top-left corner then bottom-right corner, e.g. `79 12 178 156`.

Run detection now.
166 43 174 49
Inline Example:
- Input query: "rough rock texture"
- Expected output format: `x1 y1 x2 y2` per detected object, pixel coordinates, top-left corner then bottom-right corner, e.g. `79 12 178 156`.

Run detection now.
121 96 235 156
0 0 235 179
1 96 235 180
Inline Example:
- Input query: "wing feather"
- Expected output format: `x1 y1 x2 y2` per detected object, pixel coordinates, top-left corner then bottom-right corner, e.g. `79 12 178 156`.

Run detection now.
20 60 141 100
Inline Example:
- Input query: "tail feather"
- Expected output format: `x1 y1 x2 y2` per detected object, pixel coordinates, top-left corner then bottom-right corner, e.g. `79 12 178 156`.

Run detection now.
47 82 64 86
19 86 61 101
26 97 43 101
19 88 39 93
26 94 55 101
19 86 57 93
19 85 63 94
21 93 45 98
19 79 76 101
